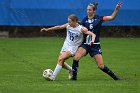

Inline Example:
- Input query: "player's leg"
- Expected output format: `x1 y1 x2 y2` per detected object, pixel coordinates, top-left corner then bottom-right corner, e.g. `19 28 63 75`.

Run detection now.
51 51 71 80
62 62 72 71
93 54 121 80
71 47 87 80
62 62 72 79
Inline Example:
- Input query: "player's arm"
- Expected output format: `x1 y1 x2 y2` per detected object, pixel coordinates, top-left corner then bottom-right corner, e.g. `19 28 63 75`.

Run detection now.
41 23 68 32
81 27 96 45
103 2 122 21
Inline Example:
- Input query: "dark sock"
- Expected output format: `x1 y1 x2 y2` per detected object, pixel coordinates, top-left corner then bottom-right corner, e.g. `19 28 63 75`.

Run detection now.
101 65 120 80
72 60 79 80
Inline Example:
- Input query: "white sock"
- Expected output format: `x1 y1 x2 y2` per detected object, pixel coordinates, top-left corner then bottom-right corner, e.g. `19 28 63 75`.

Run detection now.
63 62 72 71
52 64 62 79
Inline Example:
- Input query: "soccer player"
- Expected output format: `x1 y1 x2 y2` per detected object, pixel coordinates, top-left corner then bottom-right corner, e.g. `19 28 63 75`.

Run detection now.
71 2 122 80
41 14 96 80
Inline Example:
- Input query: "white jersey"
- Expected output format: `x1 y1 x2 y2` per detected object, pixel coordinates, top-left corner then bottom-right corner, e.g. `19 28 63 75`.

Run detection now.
60 24 83 56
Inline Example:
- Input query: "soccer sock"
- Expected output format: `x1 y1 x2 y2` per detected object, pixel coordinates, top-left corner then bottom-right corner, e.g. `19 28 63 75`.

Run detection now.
63 62 72 71
72 60 79 80
101 65 120 80
52 64 62 79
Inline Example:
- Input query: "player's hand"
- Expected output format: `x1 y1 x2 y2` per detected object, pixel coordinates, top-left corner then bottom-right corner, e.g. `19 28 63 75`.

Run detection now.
40 28 48 32
116 2 122 10
40 28 46 32
89 41 94 46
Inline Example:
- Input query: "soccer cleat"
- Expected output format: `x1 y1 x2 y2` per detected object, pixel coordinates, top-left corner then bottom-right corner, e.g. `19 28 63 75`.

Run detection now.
68 70 73 79
68 70 77 80
70 71 77 80
71 76 77 80
114 76 122 80
46 76 55 81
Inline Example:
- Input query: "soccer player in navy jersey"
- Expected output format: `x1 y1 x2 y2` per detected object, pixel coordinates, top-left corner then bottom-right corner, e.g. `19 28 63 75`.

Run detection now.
71 2 122 80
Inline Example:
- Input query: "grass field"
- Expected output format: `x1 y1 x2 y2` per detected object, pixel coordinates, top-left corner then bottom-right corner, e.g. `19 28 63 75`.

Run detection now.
0 37 139 93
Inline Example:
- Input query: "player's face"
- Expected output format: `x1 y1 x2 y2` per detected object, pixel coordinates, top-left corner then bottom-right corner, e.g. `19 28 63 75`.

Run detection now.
87 6 95 16
68 18 76 27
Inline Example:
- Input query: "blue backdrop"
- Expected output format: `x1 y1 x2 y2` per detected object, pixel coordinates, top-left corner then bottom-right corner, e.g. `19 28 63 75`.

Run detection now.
0 0 140 26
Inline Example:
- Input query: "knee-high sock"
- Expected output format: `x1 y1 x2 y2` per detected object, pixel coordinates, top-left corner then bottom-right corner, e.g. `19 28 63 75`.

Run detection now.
72 60 79 80
63 62 72 71
101 65 120 80
52 64 62 79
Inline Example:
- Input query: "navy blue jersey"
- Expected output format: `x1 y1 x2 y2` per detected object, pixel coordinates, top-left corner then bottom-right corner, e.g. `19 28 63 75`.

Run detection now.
81 15 104 43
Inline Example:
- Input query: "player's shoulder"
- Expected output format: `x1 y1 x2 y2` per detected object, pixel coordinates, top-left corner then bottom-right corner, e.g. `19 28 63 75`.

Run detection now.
80 25 88 32
66 23 70 28
82 16 88 21
80 16 88 26
82 15 103 19
94 15 103 19
94 15 105 21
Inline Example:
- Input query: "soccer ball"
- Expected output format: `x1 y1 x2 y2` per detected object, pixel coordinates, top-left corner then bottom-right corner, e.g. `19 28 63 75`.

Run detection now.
43 69 53 80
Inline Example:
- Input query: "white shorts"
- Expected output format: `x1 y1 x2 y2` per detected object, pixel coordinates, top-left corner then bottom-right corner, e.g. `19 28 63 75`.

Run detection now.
60 44 78 56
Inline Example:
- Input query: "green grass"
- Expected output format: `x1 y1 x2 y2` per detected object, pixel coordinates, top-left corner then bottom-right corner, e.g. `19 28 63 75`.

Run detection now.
0 37 139 93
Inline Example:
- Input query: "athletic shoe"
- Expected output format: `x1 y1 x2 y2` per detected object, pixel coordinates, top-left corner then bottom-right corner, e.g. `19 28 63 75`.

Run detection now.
46 76 55 81
68 70 73 79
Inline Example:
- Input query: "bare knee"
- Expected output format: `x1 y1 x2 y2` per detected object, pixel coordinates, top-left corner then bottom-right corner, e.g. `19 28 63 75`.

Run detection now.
58 57 64 66
94 54 104 69
74 53 82 61
74 47 86 61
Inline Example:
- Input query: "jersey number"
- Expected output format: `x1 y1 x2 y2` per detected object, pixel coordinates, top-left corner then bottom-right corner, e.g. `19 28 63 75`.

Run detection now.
89 24 93 29
70 35 74 41
69 31 78 41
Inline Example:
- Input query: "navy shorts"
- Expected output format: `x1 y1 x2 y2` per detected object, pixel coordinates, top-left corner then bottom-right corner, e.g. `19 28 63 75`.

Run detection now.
79 43 102 57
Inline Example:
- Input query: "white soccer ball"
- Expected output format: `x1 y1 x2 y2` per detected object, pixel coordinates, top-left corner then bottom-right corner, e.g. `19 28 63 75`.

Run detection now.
43 69 53 80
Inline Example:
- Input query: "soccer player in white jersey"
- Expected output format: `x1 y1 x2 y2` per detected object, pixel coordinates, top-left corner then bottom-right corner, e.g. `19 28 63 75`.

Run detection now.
41 14 96 81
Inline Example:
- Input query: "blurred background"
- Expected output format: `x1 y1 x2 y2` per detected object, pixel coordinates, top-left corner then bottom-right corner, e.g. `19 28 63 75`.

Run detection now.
0 0 140 37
